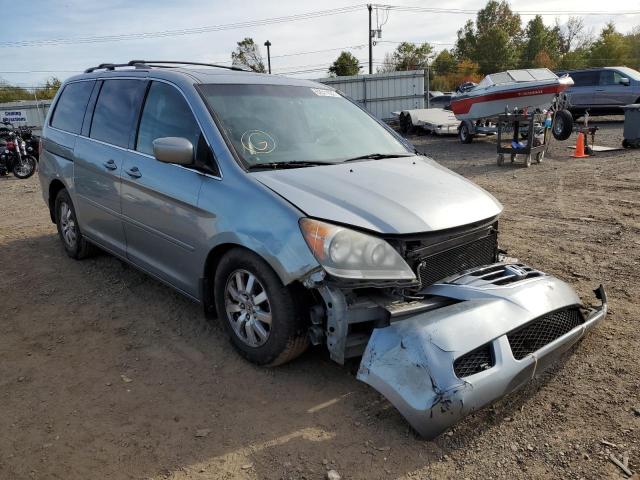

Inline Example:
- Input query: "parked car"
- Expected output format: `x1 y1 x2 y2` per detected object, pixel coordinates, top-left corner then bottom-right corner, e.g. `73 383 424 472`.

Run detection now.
38 61 606 438
557 66 640 119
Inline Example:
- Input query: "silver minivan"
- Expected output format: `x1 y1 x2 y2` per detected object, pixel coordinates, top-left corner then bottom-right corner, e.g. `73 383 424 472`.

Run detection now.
39 61 606 438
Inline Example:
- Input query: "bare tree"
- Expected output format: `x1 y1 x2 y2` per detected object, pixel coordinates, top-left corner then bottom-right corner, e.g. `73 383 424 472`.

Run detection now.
557 17 585 54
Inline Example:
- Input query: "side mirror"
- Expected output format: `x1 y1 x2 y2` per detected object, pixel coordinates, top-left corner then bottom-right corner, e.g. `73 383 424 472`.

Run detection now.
152 137 193 165
620 77 630 86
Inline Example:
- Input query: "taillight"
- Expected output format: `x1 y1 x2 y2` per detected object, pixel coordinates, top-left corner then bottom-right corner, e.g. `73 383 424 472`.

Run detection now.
6 141 14 150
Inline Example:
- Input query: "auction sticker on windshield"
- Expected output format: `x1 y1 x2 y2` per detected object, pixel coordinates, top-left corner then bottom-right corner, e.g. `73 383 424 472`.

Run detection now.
311 88 340 97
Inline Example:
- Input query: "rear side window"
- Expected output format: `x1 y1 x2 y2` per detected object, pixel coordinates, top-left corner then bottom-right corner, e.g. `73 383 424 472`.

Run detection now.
90 79 146 148
570 71 599 87
50 81 94 134
136 81 202 157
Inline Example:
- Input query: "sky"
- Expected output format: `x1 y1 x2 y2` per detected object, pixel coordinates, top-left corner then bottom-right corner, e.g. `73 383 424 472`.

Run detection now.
0 0 638 88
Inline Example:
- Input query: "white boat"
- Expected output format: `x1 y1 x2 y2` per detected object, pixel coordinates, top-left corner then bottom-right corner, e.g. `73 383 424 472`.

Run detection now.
450 68 574 121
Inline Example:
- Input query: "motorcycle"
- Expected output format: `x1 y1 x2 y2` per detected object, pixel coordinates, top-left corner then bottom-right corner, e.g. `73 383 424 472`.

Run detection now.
0 122 37 179
16 125 40 161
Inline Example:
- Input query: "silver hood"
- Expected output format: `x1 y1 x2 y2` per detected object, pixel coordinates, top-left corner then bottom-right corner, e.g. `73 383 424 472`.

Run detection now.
251 156 503 234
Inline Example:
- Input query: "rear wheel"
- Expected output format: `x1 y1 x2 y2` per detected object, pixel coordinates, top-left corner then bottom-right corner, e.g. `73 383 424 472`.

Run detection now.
54 189 95 259
214 248 309 366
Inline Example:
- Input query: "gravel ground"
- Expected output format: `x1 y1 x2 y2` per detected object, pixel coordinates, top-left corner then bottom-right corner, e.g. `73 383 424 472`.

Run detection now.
0 116 638 479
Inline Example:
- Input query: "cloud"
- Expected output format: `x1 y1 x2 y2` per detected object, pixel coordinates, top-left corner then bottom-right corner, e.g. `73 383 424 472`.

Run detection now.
1 0 638 86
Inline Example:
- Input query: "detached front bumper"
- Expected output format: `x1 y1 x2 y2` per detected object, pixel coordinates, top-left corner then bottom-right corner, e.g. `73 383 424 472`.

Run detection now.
357 264 607 439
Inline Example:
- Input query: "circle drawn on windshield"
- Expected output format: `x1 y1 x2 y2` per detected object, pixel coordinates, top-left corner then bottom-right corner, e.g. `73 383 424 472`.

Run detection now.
240 130 277 155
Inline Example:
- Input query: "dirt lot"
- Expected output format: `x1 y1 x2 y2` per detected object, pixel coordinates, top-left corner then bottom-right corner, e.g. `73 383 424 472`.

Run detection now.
1 118 639 480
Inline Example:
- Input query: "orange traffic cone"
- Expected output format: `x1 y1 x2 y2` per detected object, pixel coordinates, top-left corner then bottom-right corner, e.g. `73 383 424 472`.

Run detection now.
572 132 589 158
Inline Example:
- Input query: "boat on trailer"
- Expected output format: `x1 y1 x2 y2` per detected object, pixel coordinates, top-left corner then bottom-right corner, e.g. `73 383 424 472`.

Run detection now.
450 68 574 121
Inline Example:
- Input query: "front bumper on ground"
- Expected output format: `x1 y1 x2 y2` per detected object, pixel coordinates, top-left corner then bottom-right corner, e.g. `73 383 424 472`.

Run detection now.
357 264 607 439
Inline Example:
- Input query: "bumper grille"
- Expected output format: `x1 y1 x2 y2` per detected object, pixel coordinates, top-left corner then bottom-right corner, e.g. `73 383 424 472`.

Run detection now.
508 307 584 360
454 344 494 378
417 233 497 286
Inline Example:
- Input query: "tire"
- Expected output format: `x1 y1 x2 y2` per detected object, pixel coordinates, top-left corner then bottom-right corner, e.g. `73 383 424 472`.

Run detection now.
399 112 414 134
12 155 36 179
525 154 532 168
622 139 630 148
552 110 573 141
536 151 544 163
214 248 309 366
54 189 95 259
459 122 474 144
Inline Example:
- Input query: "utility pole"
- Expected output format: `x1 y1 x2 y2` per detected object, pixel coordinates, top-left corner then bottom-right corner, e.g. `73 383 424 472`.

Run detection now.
367 4 373 74
264 40 272 74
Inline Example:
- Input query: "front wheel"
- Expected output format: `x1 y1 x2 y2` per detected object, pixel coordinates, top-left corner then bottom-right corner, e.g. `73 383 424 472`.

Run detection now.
12 155 36 179
214 248 309 366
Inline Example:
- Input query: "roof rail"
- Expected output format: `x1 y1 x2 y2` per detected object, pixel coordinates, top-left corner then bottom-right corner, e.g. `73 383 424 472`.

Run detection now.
84 63 145 73
127 60 253 72
84 60 254 74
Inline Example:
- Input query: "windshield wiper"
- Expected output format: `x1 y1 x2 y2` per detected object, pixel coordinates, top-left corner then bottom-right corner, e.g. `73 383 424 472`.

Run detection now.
246 161 334 171
342 153 414 162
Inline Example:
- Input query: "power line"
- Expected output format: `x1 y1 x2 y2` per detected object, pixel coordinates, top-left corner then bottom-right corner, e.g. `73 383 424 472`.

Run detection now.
376 4 640 16
0 5 365 48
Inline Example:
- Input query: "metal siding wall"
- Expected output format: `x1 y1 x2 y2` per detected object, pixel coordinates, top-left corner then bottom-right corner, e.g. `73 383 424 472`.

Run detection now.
0 101 52 131
318 70 424 120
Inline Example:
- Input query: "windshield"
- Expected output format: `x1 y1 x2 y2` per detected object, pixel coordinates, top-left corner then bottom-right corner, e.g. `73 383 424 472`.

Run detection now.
199 84 409 167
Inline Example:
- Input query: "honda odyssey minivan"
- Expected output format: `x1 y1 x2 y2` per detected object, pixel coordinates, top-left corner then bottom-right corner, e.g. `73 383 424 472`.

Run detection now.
39 60 606 438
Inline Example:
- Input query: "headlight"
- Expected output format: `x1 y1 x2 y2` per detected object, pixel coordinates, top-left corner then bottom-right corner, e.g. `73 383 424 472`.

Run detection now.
299 218 416 280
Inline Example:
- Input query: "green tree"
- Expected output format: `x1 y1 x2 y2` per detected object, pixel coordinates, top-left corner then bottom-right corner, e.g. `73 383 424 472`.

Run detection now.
557 49 588 70
328 51 361 77
589 23 630 67
379 42 433 72
455 20 477 61
432 49 457 76
231 37 266 73
626 27 640 69
520 15 561 68
454 0 522 74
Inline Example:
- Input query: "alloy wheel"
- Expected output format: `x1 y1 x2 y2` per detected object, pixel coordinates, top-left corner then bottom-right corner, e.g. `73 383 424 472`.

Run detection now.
224 269 272 347
59 202 77 249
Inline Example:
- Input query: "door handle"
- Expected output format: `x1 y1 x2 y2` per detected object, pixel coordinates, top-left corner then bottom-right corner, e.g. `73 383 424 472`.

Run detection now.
125 166 142 178
103 159 117 170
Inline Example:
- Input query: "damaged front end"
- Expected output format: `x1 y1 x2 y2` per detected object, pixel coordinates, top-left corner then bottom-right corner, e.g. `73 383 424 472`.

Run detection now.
356 265 607 439
298 216 606 438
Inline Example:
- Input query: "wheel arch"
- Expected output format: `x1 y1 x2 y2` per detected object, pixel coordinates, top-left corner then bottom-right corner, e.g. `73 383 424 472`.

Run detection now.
48 178 67 223
200 239 318 317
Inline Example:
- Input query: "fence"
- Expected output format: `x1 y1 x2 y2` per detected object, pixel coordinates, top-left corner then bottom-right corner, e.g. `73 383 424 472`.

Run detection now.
0 100 52 132
317 70 425 120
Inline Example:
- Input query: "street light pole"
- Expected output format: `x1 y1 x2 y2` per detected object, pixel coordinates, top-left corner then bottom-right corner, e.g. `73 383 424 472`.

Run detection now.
264 40 272 74
367 5 373 74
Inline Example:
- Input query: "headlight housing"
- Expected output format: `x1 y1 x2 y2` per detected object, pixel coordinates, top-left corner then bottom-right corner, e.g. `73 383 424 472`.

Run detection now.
299 218 416 281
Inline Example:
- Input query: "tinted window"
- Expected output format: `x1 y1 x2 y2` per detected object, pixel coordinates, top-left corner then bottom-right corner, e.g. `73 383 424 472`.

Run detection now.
136 81 202 158
90 79 145 148
50 81 94 134
600 70 624 85
570 71 599 87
